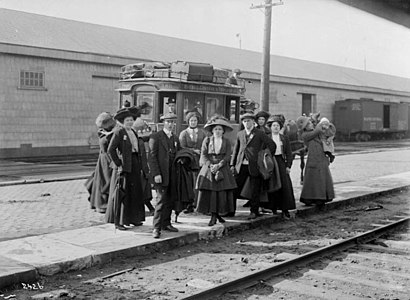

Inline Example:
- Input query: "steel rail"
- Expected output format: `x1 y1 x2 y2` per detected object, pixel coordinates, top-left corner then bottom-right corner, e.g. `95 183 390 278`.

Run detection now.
182 216 409 300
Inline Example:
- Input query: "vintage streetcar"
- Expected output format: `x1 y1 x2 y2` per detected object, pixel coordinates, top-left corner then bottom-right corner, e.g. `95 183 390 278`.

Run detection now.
116 61 247 141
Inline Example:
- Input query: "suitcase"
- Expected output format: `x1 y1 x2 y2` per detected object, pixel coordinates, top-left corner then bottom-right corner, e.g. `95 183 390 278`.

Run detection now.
170 61 213 82
213 68 229 84
121 63 145 79
153 69 169 78
121 62 145 73
142 62 171 78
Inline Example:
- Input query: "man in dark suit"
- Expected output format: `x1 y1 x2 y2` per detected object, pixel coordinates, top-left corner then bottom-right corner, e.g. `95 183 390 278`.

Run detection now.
149 113 180 238
230 113 276 219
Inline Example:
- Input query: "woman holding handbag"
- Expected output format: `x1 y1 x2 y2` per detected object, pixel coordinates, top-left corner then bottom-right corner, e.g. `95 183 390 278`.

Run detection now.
266 115 296 219
105 107 149 230
196 115 237 226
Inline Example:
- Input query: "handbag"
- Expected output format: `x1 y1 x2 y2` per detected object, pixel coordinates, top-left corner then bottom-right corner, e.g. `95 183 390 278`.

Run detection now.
257 148 275 180
214 170 224 181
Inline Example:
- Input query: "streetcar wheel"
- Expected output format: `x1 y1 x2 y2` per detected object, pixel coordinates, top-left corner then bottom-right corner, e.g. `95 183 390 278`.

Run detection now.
361 134 370 142
394 133 404 140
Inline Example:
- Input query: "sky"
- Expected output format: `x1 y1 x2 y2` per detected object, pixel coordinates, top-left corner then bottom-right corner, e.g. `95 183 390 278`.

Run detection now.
1 0 410 79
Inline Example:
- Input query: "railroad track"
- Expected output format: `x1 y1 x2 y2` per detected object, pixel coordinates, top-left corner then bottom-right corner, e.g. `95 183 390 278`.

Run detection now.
183 216 409 300
18 194 409 300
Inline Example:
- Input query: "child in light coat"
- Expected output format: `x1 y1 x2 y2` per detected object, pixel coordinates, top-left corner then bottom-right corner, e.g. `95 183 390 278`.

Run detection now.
310 113 336 163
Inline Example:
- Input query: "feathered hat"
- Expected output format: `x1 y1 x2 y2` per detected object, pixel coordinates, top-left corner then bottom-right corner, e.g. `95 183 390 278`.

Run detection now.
296 116 310 131
255 110 271 121
114 108 136 123
267 114 285 128
95 112 116 130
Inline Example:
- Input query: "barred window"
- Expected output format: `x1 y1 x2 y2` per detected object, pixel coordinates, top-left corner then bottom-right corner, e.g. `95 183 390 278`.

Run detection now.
19 71 45 89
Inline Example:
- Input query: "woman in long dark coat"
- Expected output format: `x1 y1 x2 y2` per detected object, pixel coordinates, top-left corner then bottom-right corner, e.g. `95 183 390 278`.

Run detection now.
105 108 149 230
87 112 117 213
196 116 237 226
179 111 206 212
297 116 335 206
266 116 296 219
242 110 272 210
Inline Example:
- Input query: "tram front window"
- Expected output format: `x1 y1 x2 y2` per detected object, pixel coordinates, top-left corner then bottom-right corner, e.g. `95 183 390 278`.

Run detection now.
183 93 229 123
205 95 224 121
229 98 239 122
136 93 154 121
183 93 205 124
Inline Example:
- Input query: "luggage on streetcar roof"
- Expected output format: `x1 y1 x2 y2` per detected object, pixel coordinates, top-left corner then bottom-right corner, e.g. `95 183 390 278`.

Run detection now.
213 67 230 84
170 61 214 82
121 62 171 79
121 62 145 74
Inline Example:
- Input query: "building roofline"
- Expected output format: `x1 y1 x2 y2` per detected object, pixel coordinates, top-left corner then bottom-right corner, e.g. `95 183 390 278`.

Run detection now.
2 42 410 98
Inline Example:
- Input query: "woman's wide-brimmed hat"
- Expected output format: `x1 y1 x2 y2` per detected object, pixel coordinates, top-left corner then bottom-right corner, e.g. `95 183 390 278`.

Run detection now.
267 114 285 128
95 112 116 130
128 106 141 119
296 116 310 131
114 108 136 123
240 112 256 121
255 110 270 121
204 116 233 132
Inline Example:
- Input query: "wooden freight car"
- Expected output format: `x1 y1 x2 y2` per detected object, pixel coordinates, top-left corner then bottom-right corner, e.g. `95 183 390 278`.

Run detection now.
334 99 409 141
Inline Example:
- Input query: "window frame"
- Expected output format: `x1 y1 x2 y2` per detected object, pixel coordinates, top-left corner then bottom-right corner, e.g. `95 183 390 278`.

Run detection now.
299 93 317 116
19 70 46 90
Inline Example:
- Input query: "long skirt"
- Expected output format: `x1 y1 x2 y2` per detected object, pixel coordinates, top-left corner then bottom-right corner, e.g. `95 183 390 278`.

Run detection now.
197 189 235 215
266 155 296 211
88 153 112 213
300 158 335 206
105 153 145 225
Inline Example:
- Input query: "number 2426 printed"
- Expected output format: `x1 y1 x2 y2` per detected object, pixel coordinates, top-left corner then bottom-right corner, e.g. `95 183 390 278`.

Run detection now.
21 282 44 290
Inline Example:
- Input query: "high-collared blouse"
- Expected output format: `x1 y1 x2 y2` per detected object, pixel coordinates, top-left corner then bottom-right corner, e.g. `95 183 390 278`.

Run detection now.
125 128 139 152
271 133 282 155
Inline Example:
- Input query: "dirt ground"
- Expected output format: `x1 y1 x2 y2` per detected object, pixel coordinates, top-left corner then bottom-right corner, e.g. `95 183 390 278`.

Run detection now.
3 188 409 300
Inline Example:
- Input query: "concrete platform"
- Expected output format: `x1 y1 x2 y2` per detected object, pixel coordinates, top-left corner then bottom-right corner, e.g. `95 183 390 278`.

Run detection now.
1 171 409 289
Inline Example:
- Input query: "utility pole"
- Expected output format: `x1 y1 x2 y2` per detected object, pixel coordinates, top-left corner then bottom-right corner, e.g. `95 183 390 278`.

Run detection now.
251 0 283 112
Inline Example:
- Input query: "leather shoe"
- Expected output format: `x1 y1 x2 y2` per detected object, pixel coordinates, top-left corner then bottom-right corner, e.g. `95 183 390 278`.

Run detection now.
216 214 225 223
115 225 127 231
208 218 216 226
131 222 143 226
162 225 179 232
183 206 194 213
152 229 160 238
